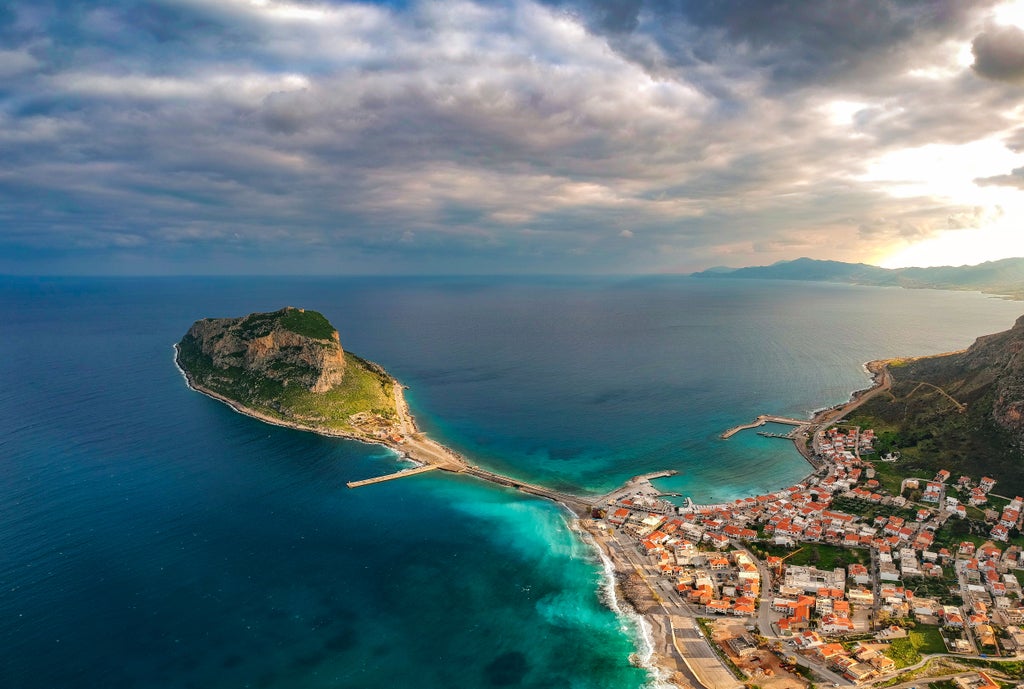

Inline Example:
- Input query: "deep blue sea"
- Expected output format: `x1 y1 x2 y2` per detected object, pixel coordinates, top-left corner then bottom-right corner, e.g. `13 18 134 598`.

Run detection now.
2 276 1021 688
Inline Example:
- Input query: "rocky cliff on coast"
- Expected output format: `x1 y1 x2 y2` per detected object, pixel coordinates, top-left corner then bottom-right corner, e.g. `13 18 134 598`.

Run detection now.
960 315 1024 438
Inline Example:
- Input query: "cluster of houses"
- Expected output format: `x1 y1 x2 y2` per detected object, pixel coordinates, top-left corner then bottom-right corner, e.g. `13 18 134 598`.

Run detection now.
606 501 763 616
675 549 761 617
791 630 896 683
953 540 1024 624
991 495 1022 542
904 470 997 521
770 564 859 635
599 423 1024 682
958 474 999 506
817 427 875 463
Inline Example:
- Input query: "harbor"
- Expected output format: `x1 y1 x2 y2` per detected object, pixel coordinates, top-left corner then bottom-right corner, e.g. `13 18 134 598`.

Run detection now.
720 414 808 439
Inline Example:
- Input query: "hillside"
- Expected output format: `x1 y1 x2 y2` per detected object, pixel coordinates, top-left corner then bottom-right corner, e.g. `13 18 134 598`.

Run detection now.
176 307 398 437
847 315 1024 494
692 257 1024 299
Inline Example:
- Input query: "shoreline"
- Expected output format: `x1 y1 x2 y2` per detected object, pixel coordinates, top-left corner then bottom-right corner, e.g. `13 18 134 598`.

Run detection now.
175 342 898 689
175 344 603 512
780 358 893 470
172 344 458 472
576 521 677 689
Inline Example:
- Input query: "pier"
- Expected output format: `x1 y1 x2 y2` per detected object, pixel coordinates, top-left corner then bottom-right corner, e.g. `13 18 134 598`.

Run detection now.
600 470 680 507
720 414 809 439
347 465 439 488
633 470 678 481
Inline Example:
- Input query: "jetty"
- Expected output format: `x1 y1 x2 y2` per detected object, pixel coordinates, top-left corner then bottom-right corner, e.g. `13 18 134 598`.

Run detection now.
632 470 677 481
346 465 439 488
720 414 808 439
600 470 680 507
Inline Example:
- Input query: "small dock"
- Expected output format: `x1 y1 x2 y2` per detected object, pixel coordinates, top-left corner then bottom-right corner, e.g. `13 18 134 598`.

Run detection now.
347 465 439 488
757 431 795 439
635 470 678 481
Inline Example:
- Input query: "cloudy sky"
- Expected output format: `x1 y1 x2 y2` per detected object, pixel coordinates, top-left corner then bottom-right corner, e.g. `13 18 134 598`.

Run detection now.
3 0 1024 274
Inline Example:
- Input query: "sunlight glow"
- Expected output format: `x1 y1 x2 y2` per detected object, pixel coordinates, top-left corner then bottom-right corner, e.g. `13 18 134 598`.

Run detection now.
994 0 1024 27
864 138 1024 268
878 217 1024 268
823 100 868 126
859 139 1024 201
249 0 328 22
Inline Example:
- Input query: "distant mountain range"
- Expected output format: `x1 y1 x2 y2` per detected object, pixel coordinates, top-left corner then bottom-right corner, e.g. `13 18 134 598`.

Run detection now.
691 257 1024 299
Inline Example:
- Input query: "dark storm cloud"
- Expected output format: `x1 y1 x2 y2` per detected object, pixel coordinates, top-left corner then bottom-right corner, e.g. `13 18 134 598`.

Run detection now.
972 24 1024 82
0 0 1021 274
978 166 1024 189
552 0 997 87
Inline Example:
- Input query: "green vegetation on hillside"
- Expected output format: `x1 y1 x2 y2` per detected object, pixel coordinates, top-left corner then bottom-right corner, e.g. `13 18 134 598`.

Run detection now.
960 657 1024 679
847 361 1024 495
905 570 963 606
911 625 948 655
277 308 336 340
231 307 336 341
886 637 921 668
177 338 395 434
830 495 917 522
885 626 947 668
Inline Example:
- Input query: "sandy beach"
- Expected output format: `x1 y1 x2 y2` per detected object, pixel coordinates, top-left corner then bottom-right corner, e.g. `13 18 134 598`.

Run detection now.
580 521 698 688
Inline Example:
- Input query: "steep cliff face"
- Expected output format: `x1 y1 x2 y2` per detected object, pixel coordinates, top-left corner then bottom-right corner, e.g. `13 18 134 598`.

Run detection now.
183 307 346 393
964 315 1024 438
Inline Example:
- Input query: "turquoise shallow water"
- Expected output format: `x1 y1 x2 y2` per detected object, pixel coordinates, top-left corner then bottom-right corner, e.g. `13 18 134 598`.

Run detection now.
1 276 1021 688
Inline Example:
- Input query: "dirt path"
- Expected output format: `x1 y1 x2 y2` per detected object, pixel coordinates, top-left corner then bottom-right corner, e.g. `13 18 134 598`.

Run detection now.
902 380 967 412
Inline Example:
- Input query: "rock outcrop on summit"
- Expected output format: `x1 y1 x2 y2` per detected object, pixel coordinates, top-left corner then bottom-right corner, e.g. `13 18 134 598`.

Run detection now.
184 307 346 393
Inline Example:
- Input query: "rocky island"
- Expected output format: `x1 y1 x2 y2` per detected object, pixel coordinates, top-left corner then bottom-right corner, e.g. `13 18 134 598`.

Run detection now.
176 306 404 442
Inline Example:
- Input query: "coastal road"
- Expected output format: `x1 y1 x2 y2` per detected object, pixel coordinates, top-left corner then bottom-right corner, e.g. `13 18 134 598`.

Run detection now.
462 466 594 514
823 363 893 425
609 532 744 689
671 623 743 689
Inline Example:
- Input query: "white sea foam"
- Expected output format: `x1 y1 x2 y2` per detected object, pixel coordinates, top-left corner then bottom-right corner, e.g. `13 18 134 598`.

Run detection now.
576 525 675 689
